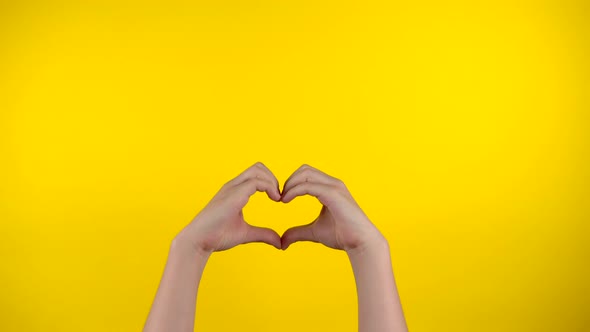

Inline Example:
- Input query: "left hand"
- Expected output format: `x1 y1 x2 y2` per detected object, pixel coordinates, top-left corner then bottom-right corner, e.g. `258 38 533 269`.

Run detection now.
280 164 385 253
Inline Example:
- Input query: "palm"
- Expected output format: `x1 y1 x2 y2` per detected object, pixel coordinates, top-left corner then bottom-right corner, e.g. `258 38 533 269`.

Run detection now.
311 206 341 250
215 210 251 251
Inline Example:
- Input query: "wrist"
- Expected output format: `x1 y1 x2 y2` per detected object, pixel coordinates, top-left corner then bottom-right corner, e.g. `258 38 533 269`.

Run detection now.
171 232 212 261
346 229 389 259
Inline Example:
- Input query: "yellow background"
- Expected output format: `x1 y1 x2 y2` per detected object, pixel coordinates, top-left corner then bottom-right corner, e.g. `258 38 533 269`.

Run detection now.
1 1 588 331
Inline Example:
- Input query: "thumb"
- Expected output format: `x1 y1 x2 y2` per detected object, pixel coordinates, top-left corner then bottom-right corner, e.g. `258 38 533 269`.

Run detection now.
243 225 282 249
281 222 318 250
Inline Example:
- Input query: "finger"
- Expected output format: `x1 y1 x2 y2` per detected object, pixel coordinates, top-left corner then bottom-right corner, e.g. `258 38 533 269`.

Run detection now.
253 162 281 194
225 162 270 187
281 223 318 250
280 181 341 206
243 225 282 249
234 177 281 203
225 162 280 198
282 164 310 193
283 164 342 195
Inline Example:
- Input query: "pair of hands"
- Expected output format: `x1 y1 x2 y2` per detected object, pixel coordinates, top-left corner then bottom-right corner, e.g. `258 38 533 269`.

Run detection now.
175 162 384 256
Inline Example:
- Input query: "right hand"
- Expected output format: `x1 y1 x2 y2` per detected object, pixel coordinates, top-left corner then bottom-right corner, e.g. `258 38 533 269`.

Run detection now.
280 164 386 253
175 162 282 255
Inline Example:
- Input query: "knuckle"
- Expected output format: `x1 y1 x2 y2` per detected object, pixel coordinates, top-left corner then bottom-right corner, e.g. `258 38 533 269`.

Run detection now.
300 168 313 179
249 168 265 180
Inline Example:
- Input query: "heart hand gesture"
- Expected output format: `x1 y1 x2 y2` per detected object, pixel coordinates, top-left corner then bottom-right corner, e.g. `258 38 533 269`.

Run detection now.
145 162 407 332
280 164 384 253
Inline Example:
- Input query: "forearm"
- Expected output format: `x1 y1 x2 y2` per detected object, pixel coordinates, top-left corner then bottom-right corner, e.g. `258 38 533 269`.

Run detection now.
347 236 408 332
143 237 210 332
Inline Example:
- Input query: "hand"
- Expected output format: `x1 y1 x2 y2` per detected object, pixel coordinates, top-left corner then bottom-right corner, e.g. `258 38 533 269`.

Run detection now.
280 164 385 253
175 162 282 254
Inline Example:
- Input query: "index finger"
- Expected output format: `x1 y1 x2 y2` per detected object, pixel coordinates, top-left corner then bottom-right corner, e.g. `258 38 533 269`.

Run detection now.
280 181 342 207
233 177 282 206
255 162 280 193
283 164 342 195
224 162 280 195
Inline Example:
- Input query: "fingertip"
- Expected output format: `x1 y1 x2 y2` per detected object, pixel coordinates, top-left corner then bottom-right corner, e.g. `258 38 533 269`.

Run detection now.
275 232 284 249
266 238 282 250
271 235 281 250
280 233 291 250
268 191 280 202
280 236 286 250
270 232 281 249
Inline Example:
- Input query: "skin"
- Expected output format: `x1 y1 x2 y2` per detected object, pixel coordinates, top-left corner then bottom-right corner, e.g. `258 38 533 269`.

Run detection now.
143 162 408 332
